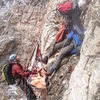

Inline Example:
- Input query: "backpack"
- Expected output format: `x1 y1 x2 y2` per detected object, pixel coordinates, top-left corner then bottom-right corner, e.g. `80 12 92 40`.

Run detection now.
2 60 15 85
58 1 72 15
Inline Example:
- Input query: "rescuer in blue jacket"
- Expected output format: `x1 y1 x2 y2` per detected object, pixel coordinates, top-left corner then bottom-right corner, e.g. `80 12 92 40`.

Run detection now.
42 29 85 76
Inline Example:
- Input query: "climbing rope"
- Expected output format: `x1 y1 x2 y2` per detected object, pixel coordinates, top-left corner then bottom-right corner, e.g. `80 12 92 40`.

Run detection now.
17 79 22 100
17 79 27 100
24 79 27 100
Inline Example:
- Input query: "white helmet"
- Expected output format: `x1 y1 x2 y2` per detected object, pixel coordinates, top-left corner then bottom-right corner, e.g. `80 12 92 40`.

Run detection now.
9 54 17 62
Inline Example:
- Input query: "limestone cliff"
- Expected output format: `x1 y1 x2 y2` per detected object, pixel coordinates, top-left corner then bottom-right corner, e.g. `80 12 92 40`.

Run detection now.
0 0 47 65
0 0 100 100
63 0 100 100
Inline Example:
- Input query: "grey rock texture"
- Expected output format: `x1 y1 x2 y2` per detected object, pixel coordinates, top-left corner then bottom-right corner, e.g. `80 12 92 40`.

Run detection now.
0 0 100 100
63 0 100 100
0 0 48 99
0 0 47 66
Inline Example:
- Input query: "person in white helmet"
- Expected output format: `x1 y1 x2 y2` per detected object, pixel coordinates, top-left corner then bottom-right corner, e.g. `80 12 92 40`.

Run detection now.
9 54 37 100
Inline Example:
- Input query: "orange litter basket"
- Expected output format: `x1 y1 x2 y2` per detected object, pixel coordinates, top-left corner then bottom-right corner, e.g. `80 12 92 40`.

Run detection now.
30 74 46 89
30 69 47 100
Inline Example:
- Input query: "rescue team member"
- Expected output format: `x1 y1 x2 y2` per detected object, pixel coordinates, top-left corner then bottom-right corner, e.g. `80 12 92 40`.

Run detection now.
42 28 84 76
10 54 36 100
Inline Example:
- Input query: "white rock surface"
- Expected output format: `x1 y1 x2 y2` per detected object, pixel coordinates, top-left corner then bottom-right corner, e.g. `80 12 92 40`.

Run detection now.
63 0 100 100
0 0 100 100
0 0 47 65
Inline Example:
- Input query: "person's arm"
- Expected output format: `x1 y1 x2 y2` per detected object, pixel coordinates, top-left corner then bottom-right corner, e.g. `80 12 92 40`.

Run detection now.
12 64 31 78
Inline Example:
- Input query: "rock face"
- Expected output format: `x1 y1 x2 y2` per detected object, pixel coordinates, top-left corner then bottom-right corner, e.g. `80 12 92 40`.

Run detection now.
0 0 100 100
0 0 48 99
63 0 100 100
0 0 47 66
39 1 100 100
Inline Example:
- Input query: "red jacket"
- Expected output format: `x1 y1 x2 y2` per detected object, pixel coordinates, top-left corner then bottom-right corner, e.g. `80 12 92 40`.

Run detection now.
12 63 30 78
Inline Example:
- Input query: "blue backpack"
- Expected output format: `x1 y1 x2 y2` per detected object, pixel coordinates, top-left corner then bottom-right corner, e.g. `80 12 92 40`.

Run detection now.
68 29 84 55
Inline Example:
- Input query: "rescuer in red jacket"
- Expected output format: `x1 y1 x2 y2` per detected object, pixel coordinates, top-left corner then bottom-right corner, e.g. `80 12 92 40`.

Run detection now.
9 54 36 100
12 61 30 78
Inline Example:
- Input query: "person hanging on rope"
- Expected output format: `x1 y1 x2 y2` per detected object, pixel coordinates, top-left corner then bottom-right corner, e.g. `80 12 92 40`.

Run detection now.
9 54 36 100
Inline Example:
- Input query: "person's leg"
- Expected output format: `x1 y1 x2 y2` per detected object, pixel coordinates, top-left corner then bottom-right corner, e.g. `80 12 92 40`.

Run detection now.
42 38 70 64
46 43 74 76
20 79 37 100
49 38 70 57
